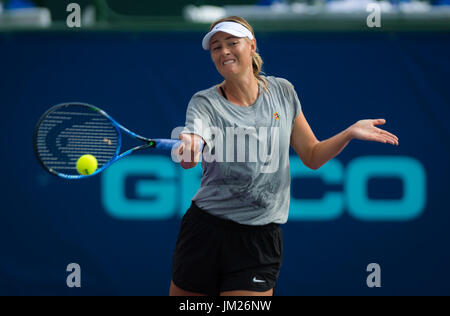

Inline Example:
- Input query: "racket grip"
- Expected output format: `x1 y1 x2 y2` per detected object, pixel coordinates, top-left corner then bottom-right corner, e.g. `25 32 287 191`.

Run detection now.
154 139 181 150
154 138 205 151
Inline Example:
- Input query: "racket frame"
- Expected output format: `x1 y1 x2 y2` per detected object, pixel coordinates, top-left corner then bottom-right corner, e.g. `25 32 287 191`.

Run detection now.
33 102 177 179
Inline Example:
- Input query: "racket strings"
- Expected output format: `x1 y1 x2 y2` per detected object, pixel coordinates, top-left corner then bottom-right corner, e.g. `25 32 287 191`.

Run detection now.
35 104 119 175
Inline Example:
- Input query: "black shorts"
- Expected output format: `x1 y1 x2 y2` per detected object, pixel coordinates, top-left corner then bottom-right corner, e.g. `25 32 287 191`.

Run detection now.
171 202 283 296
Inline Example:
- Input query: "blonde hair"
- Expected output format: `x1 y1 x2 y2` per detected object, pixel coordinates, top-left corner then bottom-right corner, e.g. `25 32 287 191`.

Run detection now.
209 16 268 92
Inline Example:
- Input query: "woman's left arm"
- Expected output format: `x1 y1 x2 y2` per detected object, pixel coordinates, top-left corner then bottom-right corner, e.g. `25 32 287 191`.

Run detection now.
290 113 399 170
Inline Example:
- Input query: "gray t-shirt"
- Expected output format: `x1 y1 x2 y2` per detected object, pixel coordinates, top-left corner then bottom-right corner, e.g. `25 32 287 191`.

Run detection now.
182 76 302 225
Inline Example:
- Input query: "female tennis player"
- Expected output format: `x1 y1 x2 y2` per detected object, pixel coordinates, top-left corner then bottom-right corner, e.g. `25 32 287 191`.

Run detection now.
170 16 399 296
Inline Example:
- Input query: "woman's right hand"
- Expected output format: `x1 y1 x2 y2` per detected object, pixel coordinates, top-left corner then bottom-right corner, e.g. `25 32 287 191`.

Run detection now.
177 133 204 169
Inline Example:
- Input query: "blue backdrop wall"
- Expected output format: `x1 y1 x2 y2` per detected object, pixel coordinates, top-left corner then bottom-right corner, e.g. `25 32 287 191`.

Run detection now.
0 30 449 295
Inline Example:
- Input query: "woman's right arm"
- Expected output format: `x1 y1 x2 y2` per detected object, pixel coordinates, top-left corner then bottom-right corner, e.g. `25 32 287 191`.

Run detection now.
177 133 205 169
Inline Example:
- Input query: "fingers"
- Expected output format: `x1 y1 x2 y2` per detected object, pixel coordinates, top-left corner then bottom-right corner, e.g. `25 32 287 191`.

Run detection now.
373 134 399 146
372 118 386 126
178 142 185 155
384 136 399 146
376 129 398 140
371 119 399 145
374 128 399 145
179 133 205 154
384 133 399 145
177 134 198 163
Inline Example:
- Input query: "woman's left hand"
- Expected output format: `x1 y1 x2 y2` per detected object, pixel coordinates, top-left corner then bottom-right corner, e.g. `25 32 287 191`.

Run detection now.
348 119 399 146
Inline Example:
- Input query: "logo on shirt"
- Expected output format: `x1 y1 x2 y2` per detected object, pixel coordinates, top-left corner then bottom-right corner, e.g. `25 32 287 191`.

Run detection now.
252 276 266 283
273 112 280 120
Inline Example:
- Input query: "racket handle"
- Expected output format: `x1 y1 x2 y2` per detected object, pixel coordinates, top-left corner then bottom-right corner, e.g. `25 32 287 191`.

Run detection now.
153 139 205 151
154 139 181 150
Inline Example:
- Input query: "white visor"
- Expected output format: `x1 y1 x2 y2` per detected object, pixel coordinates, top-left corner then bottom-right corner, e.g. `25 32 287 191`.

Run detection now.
202 21 254 50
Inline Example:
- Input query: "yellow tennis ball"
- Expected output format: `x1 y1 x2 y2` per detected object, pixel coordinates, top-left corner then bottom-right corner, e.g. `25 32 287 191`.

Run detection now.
76 154 98 175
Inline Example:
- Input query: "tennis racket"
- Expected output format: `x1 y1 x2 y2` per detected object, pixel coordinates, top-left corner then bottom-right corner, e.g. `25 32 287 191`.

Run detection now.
33 102 182 179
